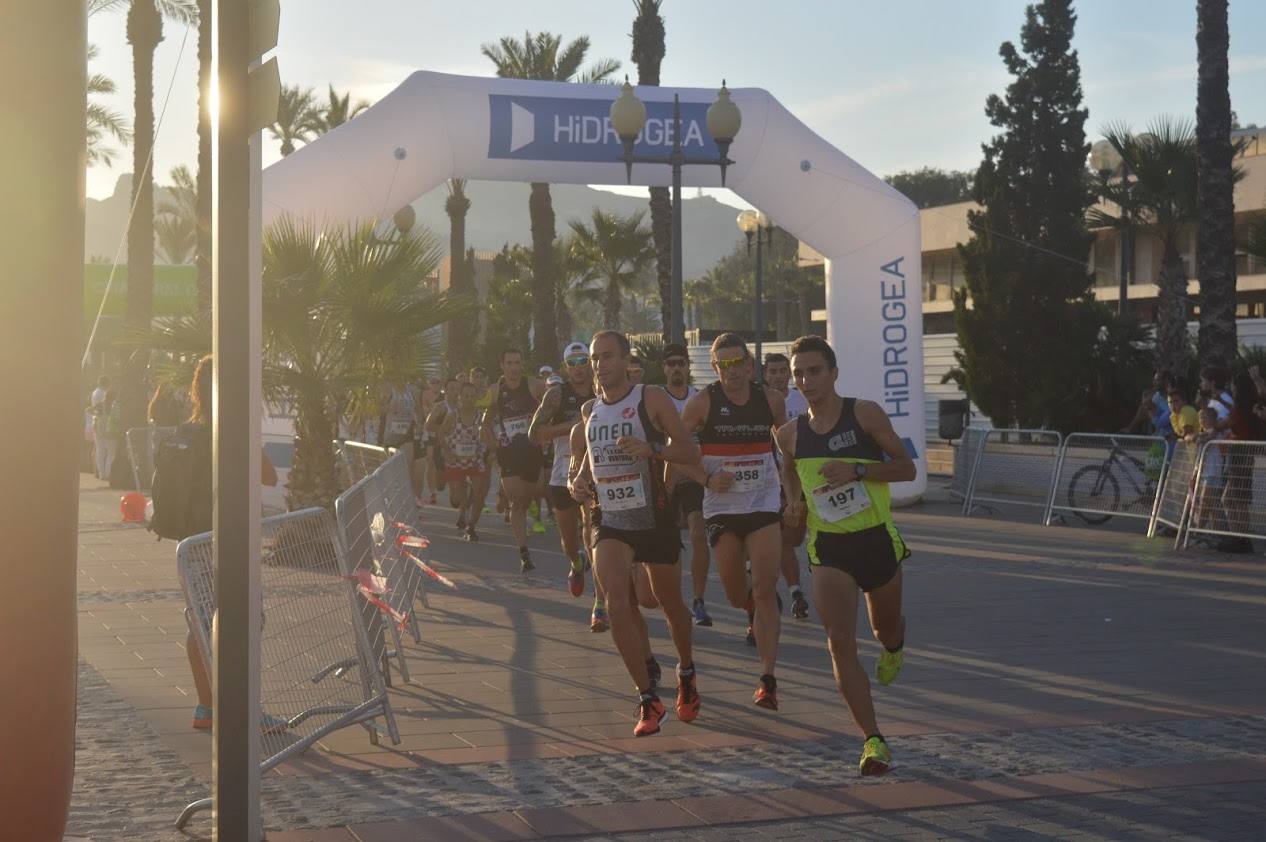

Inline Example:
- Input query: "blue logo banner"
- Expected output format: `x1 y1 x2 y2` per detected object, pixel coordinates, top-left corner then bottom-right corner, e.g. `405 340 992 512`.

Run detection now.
488 94 716 163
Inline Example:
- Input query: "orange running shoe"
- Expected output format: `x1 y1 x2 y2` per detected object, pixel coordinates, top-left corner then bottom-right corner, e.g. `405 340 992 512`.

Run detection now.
633 694 667 737
675 668 700 723
754 674 778 710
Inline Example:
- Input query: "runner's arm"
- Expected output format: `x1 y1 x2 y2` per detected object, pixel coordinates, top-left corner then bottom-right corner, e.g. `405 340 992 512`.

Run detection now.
528 386 564 445
424 402 448 435
568 406 595 502
631 386 700 466
479 384 498 445
856 400 916 483
766 388 787 438
775 419 805 524
674 389 712 484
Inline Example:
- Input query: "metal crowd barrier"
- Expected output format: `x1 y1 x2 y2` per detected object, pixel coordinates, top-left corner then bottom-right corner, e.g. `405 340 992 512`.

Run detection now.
1044 433 1170 532
1150 440 1203 546
1180 439 1266 550
173 507 399 829
339 440 396 488
962 428 1063 521
334 449 427 686
949 428 987 502
125 425 176 492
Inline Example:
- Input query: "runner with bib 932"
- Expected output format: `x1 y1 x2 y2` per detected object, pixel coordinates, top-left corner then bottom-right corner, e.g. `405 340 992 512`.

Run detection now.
775 334 913 777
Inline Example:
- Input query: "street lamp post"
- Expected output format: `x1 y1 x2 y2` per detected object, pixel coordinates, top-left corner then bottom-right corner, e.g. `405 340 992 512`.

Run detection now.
610 79 742 345
737 209 774 382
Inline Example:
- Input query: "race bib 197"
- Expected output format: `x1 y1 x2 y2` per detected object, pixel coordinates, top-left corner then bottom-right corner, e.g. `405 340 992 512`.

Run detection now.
597 472 646 511
811 481 871 523
722 458 766 493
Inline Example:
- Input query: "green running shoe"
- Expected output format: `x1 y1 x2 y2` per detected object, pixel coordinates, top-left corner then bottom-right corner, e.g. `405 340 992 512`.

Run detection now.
859 736 892 776
531 519 547 534
876 647 903 686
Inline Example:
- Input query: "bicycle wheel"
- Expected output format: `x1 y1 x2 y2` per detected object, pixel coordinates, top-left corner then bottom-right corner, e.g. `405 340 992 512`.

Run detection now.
1067 464 1120 525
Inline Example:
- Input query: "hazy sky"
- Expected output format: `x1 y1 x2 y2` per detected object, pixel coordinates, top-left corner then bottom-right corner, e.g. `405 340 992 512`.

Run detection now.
86 0 1266 205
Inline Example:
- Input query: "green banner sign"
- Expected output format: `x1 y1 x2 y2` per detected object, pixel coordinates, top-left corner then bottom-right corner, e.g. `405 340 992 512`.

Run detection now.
84 264 198 322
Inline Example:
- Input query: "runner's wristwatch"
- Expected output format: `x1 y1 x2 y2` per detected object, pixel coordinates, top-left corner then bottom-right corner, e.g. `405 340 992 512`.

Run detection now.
855 464 868 480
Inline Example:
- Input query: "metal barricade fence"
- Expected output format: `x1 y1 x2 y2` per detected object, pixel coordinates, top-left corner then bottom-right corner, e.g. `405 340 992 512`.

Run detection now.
962 428 1062 521
173 507 399 828
949 428 986 502
1181 438 1266 551
1044 433 1170 531
334 449 427 685
125 425 176 492
1151 440 1202 545
340 440 395 488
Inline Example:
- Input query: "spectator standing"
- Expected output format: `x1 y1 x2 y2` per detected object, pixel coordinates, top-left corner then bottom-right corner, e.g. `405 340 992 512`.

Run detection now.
147 382 183 427
1219 373 1260 553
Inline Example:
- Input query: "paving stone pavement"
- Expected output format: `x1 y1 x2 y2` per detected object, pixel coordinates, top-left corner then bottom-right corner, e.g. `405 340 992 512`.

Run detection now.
67 476 1266 840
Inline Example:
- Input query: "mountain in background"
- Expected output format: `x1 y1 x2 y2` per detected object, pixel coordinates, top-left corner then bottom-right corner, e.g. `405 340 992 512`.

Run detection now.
86 175 747 277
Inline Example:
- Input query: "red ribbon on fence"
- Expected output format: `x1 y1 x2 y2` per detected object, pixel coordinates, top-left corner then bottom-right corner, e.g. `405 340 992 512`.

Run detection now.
396 534 430 550
345 571 409 630
404 550 457 590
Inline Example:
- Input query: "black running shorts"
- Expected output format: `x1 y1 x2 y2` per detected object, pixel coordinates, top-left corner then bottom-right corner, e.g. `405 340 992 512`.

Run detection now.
497 443 542 483
705 511 781 548
809 523 908 592
548 484 579 512
670 480 704 518
591 510 681 565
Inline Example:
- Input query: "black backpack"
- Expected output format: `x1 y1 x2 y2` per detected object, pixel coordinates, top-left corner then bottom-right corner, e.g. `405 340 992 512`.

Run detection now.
149 423 212 541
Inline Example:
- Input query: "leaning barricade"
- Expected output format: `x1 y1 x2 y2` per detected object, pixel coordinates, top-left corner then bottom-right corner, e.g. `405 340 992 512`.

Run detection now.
1150 440 1203 546
174 507 399 829
334 449 427 685
1180 438 1266 551
1044 433 1169 532
962 428 1062 521
948 428 987 503
125 425 176 492
340 440 395 488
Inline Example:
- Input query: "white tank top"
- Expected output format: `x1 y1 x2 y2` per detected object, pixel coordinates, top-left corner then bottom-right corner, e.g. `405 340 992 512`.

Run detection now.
585 385 666 530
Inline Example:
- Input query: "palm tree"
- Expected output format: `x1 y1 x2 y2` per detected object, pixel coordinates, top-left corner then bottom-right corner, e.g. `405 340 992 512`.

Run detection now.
86 44 131 166
263 219 473 509
155 215 195 264
1195 0 1237 368
444 179 473 368
105 0 196 330
630 0 674 340
269 85 322 156
311 84 370 136
1091 119 1243 376
481 31 620 363
156 165 196 264
568 209 655 330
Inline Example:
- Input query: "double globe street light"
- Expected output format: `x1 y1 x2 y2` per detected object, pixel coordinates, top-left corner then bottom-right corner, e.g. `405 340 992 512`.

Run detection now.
737 208 775 382
610 79 742 344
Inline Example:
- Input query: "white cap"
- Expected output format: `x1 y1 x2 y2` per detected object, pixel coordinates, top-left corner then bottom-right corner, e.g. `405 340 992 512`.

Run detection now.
538 365 554 376
563 341 589 358
546 374 563 386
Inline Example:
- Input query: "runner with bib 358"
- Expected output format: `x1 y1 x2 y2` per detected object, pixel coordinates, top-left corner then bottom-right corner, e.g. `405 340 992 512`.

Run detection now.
681 333 787 711
775 335 913 777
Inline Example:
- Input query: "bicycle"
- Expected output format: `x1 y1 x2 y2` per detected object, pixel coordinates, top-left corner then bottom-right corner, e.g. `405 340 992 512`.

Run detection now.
1065 438 1164 525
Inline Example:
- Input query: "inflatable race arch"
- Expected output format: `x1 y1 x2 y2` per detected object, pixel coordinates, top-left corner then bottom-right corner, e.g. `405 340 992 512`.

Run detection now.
263 71 926 500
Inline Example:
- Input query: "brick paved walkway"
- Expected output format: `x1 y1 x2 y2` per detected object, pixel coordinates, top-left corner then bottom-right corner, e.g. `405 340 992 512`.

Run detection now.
68 475 1266 840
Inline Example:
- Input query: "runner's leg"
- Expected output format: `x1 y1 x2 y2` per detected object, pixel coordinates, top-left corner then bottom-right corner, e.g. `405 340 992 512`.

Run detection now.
594 541 650 691
687 510 710 601
644 561 693 670
746 524 783 678
863 567 905 652
448 476 469 525
712 532 751 610
813 565 880 737
556 503 583 570
467 474 488 530
501 475 533 550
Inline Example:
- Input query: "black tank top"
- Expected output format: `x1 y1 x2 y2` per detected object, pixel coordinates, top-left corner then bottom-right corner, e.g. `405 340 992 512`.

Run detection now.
794 398 885 461
549 382 588 426
699 381 775 447
495 376 535 420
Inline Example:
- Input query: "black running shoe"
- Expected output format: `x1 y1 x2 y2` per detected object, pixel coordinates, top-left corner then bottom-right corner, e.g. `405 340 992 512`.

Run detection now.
520 547 534 572
791 590 809 620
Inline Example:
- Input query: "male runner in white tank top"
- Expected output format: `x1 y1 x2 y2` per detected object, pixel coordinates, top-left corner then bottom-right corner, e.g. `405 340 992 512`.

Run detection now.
764 352 811 621
568 331 702 737
680 333 788 711
661 342 714 627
